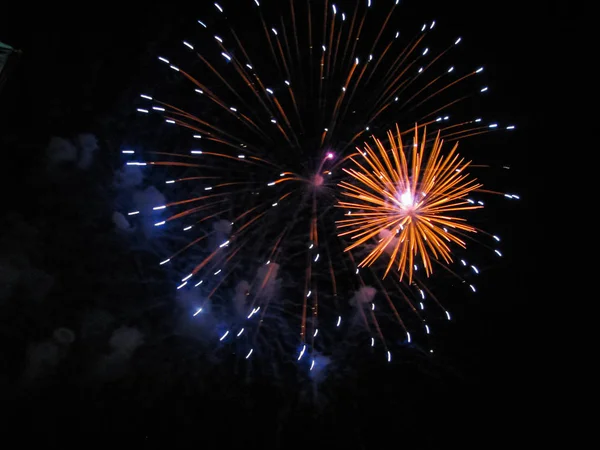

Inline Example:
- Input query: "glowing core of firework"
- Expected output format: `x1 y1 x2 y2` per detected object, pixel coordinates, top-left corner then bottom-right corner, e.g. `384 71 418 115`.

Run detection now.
399 190 415 211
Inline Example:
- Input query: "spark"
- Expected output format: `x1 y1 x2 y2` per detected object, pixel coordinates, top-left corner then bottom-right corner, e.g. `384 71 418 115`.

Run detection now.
298 345 306 360
245 349 253 359
337 316 342 327
128 211 140 216
219 330 229 341
193 308 203 316
237 328 245 336
177 281 187 289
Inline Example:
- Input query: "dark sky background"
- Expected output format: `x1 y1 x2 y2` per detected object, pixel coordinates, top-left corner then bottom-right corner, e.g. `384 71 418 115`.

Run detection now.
0 0 554 446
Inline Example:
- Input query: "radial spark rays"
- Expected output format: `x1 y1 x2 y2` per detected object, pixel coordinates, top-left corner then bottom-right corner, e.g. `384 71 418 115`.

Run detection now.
338 125 482 282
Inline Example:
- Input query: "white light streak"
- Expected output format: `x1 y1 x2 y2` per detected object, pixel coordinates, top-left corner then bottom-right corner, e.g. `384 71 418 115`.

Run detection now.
193 308 202 316
177 281 187 290
214 3 223 12
183 41 194 49
169 65 179 72
214 269 222 275
219 330 229 341
470 284 476 292
371 337 375 347
337 316 341 327
219 240 230 248
237 328 245 337
140 94 152 100
245 349 253 359
307 290 311 298
137 108 149 114
153 205 166 211
221 52 231 61
471 265 479 274
310 359 315 370
182 273 193 282
128 211 139 216
159 259 170 265
314 329 319 337
158 57 169 64
455 37 462 45
314 254 319 262
495 249 503 257
198 20 207 28
298 345 306 360
191 150 203 154
154 221 165 227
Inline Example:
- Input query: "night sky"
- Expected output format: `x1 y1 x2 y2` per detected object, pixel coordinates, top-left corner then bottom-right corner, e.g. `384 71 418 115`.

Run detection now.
0 0 552 446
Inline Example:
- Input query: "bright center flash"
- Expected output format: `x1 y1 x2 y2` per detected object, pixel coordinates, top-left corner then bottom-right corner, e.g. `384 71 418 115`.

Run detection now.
398 189 418 216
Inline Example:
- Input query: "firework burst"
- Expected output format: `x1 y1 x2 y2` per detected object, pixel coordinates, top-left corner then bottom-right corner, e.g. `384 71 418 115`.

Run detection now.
338 125 482 283
121 0 517 367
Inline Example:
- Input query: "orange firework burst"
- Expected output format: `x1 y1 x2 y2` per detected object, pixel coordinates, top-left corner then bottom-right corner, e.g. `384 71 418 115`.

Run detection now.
337 125 483 282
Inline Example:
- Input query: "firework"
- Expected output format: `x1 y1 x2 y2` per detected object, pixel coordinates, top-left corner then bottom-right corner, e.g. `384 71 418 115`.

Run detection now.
338 125 482 283
122 0 517 367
